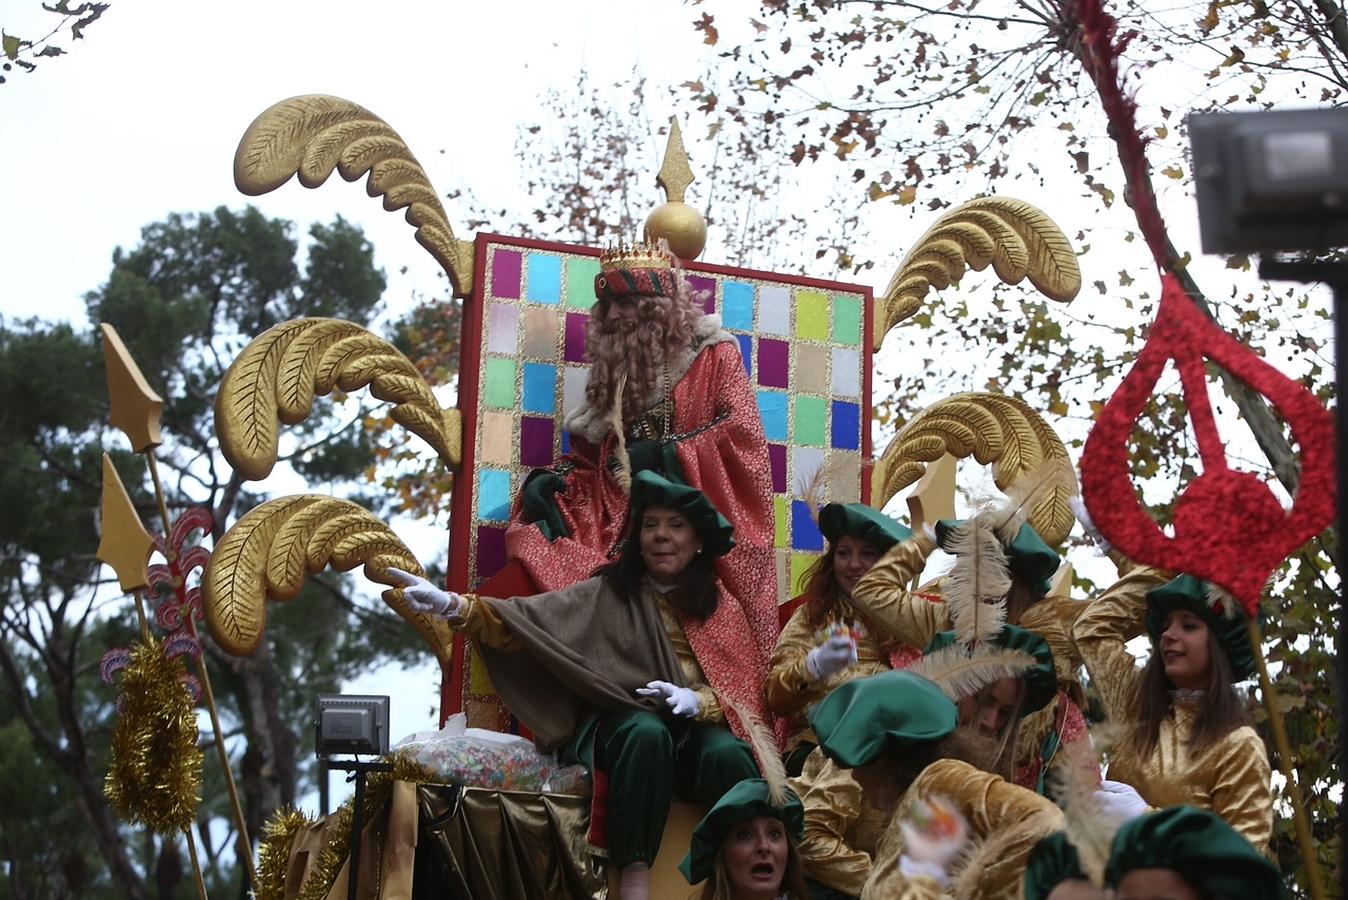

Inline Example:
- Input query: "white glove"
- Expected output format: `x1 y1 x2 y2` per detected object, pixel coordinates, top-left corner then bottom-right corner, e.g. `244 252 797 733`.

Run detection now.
388 567 463 617
1093 779 1149 824
898 796 968 888
1069 496 1111 556
635 680 701 717
806 634 858 681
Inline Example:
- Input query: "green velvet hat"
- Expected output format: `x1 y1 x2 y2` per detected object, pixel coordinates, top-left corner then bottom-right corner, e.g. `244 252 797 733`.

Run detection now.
934 519 1059 597
679 778 805 885
818 502 912 551
808 670 958 769
922 623 1058 715
1145 574 1258 681
1024 833 1089 900
1105 806 1286 899
628 470 735 559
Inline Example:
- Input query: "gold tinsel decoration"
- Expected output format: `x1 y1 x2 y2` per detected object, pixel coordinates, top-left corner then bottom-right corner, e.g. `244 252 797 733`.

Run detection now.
255 806 316 900
285 753 435 900
104 638 203 835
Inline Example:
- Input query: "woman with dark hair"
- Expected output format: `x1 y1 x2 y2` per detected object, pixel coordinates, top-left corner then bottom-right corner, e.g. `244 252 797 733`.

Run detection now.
767 503 917 774
393 470 771 900
680 779 811 900
1071 567 1273 849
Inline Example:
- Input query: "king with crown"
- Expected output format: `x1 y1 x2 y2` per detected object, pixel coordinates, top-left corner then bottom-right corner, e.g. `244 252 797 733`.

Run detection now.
491 237 780 685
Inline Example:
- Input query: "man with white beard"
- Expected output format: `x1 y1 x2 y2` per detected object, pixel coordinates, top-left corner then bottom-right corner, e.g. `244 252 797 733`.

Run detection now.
496 238 780 709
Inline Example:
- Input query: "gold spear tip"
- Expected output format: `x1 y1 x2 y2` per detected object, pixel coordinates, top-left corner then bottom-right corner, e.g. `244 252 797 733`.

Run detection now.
645 117 708 261
96 453 157 593
100 323 164 453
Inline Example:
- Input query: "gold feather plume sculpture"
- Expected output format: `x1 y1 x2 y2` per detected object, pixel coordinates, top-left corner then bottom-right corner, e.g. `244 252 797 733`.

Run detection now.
215 317 460 481
873 196 1081 349
202 495 453 666
871 392 1078 546
234 94 475 297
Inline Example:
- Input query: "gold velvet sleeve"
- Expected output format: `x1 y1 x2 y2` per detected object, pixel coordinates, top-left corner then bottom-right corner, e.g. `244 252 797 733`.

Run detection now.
1070 565 1168 724
691 686 725 725
451 594 523 652
847 534 943 649
864 759 1065 900
766 605 823 718
1210 726 1275 851
791 750 874 897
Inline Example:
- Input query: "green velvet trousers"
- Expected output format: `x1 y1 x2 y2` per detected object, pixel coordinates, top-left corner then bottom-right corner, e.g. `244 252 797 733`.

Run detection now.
565 708 758 869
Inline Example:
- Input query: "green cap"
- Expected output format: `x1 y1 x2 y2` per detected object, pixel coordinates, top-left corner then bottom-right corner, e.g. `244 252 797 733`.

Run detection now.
933 519 1060 597
923 623 1058 715
679 778 805 885
808 670 958 768
1105 806 1286 899
1145 574 1258 681
1024 833 1088 900
818 503 912 551
629 470 735 559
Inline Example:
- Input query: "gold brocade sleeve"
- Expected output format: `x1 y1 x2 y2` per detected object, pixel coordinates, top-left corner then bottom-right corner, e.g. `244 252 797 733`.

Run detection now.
451 594 523 652
1210 726 1275 851
766 604 824 718
1070 565 1169 724
791 750 876 896
847 535 942 648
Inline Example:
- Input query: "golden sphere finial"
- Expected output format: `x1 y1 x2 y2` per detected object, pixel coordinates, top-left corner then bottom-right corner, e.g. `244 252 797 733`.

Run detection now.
645 202 708 261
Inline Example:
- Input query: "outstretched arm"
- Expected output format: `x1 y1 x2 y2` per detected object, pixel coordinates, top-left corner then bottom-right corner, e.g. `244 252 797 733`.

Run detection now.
848 534 943 648
1071 564 1169 724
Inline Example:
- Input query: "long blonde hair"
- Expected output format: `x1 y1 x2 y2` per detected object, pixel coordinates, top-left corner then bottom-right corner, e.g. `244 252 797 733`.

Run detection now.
696 833 810 900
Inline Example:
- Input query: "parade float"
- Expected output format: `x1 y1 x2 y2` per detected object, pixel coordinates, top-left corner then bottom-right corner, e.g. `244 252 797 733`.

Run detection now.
92 0 1340 891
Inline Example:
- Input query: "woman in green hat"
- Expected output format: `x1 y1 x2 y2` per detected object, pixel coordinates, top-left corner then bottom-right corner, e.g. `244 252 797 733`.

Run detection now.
800 666 1067 899
1104 805 1285 899
844 507 1091 795
1072 566 1273 850
679 778 811 900
392 470 773 900
792 626 1061 898
767 502 919 774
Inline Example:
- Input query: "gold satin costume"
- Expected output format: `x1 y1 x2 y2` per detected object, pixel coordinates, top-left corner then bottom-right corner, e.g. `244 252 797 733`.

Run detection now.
788 748 895 896
456 586 725 724
848 536 1087 788
1071 565 1274 849
768 603 915 752
863 759 1065 900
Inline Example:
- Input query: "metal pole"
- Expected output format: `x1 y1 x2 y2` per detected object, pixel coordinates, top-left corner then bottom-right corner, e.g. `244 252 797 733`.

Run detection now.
1259 258 1346 889
348 767 365 900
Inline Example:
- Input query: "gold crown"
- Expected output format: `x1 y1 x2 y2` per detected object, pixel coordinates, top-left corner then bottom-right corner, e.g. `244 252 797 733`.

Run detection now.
598 238 674 272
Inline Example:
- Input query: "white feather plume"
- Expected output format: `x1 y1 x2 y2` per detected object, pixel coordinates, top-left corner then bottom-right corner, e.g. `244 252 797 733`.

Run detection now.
1046 725 1121 886
907 645 1037 702
722 696 789 807
940 518 1010 643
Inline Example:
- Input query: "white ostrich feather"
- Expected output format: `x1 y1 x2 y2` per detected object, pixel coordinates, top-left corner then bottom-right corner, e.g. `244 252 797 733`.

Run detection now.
907 645 1037 702
940 517 1010 644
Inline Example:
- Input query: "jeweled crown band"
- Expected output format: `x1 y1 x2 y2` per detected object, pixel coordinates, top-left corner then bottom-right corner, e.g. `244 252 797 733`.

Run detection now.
595 267 681 302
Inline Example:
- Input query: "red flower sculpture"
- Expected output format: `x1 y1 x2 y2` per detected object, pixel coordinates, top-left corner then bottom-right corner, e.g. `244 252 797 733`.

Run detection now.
1080 273 1335 615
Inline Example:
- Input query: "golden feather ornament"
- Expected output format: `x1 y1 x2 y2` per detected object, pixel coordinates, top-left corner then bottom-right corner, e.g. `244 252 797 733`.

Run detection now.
871 392 1077 546
202 495 453 665
234 94 474 296
215 317 460 481
104 638 203 836
874 196 1080 350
